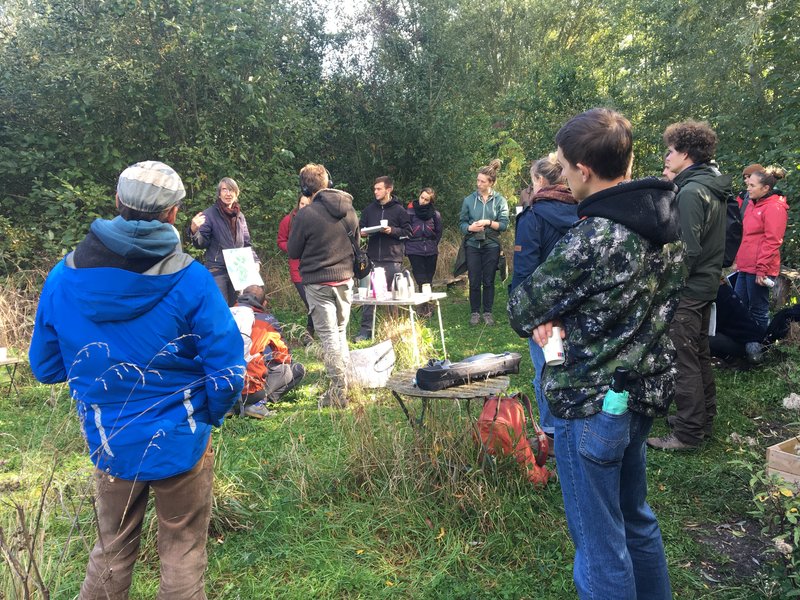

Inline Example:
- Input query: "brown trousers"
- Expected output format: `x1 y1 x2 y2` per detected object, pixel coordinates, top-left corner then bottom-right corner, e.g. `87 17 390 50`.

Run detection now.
80 441 215 599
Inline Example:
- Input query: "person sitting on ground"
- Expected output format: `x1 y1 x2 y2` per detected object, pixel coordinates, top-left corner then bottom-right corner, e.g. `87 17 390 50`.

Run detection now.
733 166 788 332
510 152 578 445
230 285 305 419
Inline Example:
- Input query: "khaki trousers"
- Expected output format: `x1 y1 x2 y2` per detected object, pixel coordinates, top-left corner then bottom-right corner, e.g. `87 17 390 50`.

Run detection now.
80 441 215 600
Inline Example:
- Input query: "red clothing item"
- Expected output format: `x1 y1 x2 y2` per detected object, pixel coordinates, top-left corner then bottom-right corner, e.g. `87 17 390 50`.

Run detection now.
243 310 292 396
278 210 302 283
735 193 788 277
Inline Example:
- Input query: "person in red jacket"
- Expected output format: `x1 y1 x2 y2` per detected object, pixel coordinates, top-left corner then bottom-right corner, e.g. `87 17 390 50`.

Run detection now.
278 195 313 344
734 166 788 331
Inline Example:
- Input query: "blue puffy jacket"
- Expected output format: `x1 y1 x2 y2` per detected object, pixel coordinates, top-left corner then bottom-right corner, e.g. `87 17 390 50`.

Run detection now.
29 253 245 480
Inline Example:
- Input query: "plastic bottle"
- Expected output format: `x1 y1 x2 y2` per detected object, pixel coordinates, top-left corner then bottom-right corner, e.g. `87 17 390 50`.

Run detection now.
602 367 629 415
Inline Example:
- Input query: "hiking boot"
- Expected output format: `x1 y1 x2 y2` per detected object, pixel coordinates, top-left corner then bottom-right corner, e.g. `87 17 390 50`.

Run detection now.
470 312 481 326
483 312 495 326
300 331 314 347
243 401 275 419
225 401 242 418
353 333 370 343
745 342 765 364
646 432 700 451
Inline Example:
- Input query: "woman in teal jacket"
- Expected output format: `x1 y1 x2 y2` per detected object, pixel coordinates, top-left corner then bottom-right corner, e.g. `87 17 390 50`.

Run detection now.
459 158 509 325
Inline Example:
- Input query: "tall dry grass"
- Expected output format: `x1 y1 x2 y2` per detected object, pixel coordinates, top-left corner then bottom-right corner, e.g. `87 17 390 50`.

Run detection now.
0 270 46 353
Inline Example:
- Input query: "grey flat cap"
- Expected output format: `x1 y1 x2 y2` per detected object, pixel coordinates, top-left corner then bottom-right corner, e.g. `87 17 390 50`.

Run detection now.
117 161 186 212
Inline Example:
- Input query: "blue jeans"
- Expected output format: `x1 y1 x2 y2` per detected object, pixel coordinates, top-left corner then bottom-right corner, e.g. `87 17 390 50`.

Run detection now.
554 411 671 600
529 339 554 434
733 272 770 333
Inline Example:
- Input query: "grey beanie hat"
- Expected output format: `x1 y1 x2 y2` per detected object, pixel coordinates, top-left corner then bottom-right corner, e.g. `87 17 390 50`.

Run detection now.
117 161 186 212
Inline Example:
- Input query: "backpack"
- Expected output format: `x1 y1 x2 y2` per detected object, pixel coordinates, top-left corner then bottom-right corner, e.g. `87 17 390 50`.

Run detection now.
229 305 256 362
723 193 743 268
340 219 372 279
472 393 550 485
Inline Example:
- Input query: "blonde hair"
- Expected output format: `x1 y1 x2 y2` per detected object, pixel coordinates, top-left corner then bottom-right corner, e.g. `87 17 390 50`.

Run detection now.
531 153 564 186
478 158 502 183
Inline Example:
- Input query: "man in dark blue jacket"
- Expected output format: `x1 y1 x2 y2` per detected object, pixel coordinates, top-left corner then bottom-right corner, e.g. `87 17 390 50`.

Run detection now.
355 175 412 341
29 161 245 599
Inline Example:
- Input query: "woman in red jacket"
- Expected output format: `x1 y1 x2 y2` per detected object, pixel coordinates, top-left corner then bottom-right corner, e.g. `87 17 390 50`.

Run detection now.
278 195 313 342
734 167 788 331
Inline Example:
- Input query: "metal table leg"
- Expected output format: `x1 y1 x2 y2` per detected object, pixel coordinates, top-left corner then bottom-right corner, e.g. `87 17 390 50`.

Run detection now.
392 390 429 428
435 299 447 359
409 305 419 363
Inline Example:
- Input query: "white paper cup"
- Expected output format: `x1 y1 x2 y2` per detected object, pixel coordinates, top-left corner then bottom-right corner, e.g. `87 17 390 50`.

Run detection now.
0 347 6 361
380 219 388 228
358 287 368 299
542 327 565 366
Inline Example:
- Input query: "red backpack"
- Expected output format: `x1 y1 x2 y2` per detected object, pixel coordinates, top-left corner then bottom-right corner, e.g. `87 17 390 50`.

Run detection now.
472 394 551 485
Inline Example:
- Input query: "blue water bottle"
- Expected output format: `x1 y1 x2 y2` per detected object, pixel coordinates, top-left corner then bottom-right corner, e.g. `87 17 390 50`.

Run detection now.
602 367 629 415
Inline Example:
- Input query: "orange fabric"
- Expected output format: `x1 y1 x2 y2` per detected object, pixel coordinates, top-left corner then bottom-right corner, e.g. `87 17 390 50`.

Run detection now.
473 395 550 485
243 315 291 395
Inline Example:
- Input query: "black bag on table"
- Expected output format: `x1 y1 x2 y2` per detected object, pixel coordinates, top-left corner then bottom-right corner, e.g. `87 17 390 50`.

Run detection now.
415 352 522 391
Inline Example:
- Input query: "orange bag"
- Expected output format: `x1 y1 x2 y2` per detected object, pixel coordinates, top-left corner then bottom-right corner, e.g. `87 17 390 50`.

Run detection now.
473 394 550 485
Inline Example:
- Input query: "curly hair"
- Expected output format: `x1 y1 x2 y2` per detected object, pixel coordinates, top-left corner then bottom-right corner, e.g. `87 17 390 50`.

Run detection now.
662 121 718 164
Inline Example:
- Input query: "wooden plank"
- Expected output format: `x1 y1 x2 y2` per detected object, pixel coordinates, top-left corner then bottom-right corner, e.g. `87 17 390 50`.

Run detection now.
388 370 510 400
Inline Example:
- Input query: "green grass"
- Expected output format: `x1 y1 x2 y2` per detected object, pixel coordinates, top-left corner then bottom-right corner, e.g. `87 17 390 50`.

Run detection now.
1 283 798 599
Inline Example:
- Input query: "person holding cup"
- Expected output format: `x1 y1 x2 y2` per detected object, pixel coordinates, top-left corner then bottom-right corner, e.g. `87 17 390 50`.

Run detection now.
354 176 412 342
510 153 578 441
459 159 510 326
509 108 683 600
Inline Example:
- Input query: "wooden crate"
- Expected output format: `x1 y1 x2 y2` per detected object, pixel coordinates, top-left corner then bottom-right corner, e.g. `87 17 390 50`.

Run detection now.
767 436 800 485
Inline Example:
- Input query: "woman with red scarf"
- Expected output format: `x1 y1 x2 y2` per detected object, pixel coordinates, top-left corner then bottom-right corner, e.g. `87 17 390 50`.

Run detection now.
189 177 259 306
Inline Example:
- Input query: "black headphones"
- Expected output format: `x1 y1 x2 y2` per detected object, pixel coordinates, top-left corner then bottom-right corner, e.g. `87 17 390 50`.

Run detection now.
299 168 333 197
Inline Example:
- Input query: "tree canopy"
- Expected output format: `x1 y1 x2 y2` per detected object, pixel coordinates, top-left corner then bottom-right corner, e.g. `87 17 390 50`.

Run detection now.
1 0 798 272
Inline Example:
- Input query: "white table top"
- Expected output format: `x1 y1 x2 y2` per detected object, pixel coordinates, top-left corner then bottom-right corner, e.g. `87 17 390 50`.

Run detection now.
351 292 447 306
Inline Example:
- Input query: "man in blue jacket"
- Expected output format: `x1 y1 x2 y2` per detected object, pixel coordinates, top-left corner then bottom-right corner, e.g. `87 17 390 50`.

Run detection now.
29 161 245 599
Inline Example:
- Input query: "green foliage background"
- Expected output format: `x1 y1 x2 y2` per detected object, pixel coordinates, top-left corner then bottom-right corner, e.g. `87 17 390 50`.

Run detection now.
1 0 799 272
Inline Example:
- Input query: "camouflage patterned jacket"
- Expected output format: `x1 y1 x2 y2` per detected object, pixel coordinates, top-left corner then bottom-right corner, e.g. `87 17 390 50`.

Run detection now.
508 178 687 419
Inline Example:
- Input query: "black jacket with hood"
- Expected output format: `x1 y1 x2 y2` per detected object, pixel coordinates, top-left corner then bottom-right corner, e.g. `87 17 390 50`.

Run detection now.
359 195 412 263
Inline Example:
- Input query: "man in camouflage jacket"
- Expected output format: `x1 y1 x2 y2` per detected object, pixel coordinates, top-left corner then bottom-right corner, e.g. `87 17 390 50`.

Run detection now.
508 108 684 600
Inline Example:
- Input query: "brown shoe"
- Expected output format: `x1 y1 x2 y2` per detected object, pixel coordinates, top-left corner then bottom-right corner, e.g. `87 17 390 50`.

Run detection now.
646 433 700 451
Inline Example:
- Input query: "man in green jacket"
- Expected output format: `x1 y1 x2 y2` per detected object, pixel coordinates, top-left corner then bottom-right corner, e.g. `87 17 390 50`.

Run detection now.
648 120 733 450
